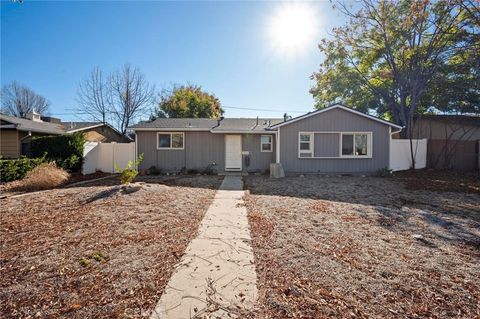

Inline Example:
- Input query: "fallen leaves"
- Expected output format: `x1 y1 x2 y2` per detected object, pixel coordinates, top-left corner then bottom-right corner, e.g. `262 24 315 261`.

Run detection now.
0 175 222 318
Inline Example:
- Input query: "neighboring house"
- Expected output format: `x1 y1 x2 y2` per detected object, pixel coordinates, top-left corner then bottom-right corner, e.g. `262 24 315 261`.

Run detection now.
0 112 64 158
0 112 128 159
61 122 128 143
129 104 403 174
395 115 480 170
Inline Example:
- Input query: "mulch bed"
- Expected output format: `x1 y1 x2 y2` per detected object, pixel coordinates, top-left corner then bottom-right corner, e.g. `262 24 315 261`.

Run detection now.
244 175 480 318
395 169 480 195
0 175 223 318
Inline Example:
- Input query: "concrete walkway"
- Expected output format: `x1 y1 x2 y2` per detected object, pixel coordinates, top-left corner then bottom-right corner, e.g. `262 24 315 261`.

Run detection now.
150 175 257 318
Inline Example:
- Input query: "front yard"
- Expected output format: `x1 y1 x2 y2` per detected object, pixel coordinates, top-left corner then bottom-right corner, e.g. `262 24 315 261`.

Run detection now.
0 175 222 318
245 172 480 318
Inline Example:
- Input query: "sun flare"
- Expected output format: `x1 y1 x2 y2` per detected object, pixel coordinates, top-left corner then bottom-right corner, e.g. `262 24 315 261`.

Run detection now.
268 3 319 57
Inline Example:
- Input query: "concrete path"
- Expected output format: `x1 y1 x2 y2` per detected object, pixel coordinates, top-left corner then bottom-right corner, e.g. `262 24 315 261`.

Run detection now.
150 175 257 319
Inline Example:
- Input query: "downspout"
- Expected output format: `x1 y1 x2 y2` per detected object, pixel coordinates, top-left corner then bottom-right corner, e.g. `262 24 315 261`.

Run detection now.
276 127 281 163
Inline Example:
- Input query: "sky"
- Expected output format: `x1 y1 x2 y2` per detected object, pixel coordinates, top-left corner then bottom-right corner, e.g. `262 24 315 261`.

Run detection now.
1 0 346 123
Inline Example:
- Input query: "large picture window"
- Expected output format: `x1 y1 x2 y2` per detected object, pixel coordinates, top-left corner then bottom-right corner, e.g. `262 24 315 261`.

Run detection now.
341 133 370 157
261 135 273 152
157 132 184 150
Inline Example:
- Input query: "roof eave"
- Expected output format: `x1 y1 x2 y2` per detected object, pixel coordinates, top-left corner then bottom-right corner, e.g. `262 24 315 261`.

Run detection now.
270 104 403 130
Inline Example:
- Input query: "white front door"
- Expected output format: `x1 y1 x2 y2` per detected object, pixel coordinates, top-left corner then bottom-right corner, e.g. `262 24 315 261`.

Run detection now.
225 135 242 171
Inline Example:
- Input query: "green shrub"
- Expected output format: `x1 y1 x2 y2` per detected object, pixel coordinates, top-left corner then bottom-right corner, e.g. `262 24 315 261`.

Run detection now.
0 156 46 182
114 154 144 185
30 132 85 171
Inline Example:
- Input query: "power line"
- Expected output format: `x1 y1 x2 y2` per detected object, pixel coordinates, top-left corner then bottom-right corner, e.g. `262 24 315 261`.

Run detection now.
222 105 310 114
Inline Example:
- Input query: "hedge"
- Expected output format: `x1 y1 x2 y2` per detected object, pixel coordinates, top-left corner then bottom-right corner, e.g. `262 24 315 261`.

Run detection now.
0 156 46 182
31 132 85 171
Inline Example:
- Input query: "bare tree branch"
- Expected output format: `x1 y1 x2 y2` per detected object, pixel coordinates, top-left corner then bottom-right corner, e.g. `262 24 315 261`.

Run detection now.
1 81 50 117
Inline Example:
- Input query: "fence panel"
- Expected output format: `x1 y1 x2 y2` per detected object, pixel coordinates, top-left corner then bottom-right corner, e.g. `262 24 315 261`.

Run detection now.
82 142 135 175
427 139 478 170
390 139 427 171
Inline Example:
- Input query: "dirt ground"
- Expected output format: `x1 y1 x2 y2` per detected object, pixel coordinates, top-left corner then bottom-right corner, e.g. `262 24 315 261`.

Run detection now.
244 174 480 318
396 169 480 195
0 175 222 318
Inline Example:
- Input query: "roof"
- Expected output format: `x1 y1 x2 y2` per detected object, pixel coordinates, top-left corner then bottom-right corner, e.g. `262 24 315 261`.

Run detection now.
270 104 403 130
0 113 65 135
210 118 282 133
416 114 480 127
129 117 282 133
129 118 219 131
61 121 103 132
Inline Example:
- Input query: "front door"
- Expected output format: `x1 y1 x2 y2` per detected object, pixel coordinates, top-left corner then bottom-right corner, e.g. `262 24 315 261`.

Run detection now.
225 135 242 171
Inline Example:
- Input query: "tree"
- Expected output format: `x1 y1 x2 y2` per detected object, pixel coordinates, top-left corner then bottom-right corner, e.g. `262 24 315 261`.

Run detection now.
76 67 110 124
1 81 50 117
109 64 156 135
311 0 479 137
157 84 224 118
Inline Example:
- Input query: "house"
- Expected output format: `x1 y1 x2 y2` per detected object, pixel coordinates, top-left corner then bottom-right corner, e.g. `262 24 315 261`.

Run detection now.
394 115 480 170
0 112 64 158
129 104 403 174
0 112 128 158
61 122 128 143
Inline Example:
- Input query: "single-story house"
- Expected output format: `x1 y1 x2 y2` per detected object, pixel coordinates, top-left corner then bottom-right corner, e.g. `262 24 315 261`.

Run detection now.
0 112 128 158
0 112 65 158
129 104 403 174
61 122 128 143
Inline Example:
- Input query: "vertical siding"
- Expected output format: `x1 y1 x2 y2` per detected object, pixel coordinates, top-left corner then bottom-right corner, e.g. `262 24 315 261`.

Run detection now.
185 131 225 171
280 108 390 173
0 130 19 158
241 134 275 172
314 133 339 157
136 131 225 173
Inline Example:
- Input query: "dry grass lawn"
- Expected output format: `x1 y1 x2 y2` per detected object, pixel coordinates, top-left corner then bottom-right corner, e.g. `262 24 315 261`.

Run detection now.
0 175 222 318
245 173 480 318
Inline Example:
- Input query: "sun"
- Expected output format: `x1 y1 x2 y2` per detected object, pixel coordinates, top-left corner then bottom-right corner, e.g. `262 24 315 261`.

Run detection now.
267 3 319 57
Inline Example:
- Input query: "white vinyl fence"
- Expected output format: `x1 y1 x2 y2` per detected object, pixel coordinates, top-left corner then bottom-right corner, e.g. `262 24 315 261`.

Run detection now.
82 142 136 175
389 139 427 171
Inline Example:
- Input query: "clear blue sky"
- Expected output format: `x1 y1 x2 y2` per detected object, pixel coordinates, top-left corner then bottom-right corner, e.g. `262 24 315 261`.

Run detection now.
1 0 345 122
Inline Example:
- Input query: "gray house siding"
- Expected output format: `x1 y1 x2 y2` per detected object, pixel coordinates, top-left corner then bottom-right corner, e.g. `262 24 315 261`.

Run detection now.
279 108 390 173
136 131 275 173
241 134 275 172
136 131 225 173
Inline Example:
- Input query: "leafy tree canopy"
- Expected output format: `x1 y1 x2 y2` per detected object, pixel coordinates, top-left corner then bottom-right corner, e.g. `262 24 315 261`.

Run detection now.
311 0 479 137
156 84 224 118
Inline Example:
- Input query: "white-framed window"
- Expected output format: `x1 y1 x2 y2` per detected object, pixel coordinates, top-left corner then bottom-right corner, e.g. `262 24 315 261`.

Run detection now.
340 132 371 157
261 135 273 152
298 132 314 157
157 132 184 150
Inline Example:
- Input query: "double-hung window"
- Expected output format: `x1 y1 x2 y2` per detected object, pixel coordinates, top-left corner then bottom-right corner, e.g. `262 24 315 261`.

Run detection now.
341 133 370 157
157 132 184 150
298 133 314 157
261 135 273 152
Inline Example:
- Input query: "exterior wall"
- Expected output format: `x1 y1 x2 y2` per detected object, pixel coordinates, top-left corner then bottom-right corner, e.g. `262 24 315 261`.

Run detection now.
83 126 127 143
413 118 480 141
136 131 225 173
0 130 20 158
136 131 276 173
241 134 275 172
279 108 390 173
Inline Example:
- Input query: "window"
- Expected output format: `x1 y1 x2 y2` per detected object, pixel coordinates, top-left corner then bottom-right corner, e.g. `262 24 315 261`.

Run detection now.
298 133 314 157
261 135 272 152
157 132 184 150
341 133 370 157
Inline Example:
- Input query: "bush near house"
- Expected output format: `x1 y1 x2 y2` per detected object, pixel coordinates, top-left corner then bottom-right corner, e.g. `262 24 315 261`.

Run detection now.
0 156 46 182
31 132 85 171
